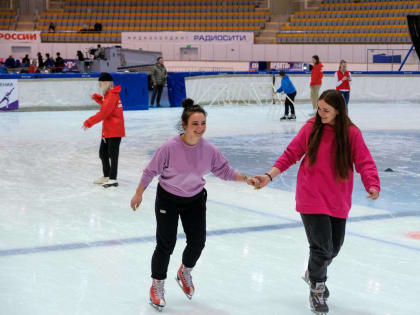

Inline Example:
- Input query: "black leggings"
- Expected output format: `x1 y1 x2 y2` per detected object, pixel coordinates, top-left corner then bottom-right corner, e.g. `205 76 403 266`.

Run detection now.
151 184 207 280
99 137 121 180
301 213 346 283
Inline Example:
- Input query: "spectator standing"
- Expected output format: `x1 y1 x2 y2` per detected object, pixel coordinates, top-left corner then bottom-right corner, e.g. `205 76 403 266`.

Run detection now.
5 55 15 68
54 52 65 72
37 52 44 69
150 57 167 107
334 60 352 110
310 55 323 116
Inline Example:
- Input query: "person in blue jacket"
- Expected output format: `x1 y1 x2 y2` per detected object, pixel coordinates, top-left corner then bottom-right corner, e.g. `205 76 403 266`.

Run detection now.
276 70 297 121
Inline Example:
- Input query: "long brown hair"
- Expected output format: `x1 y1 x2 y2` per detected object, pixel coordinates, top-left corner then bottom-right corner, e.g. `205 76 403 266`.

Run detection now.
307 90 354 180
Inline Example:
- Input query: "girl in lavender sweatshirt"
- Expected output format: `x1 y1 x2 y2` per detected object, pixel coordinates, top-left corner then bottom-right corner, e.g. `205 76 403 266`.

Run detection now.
130 98 254 311
253 90 380 314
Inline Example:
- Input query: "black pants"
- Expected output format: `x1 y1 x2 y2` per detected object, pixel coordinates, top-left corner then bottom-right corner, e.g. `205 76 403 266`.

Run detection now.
151 184 207 280
150 84 164 106
99 137 121 180
301 214 346 283
285 91 296 116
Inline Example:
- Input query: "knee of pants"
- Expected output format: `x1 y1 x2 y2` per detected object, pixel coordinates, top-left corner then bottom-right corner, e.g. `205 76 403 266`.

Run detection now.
99 150 107 160
156 240 177 256
311 247 333 261
186 238 206 252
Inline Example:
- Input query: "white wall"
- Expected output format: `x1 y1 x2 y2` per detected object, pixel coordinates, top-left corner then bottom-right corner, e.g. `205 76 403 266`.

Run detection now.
123 42 413 64
0 42 414 65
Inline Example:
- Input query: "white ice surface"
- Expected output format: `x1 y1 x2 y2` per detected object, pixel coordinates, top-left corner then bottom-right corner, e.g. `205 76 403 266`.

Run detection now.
0 102 419 315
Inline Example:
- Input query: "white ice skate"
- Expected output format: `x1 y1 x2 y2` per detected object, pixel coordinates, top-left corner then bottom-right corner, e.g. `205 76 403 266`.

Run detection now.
93 176 109 184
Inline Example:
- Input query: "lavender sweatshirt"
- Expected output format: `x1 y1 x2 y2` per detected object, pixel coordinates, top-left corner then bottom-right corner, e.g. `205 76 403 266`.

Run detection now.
140 135 239 197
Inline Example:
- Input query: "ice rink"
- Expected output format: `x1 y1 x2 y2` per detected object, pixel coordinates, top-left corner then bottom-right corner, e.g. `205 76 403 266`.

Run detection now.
1 101 420 315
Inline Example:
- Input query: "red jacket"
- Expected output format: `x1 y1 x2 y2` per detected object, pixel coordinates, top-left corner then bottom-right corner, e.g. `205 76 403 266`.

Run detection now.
335 70 351 91
310 63 323 86
84 85 125 138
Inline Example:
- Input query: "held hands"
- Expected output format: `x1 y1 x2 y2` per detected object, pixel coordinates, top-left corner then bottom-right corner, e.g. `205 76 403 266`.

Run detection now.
251 174 271 190
368 188 379 200
130 193 143 211
246 177 260 187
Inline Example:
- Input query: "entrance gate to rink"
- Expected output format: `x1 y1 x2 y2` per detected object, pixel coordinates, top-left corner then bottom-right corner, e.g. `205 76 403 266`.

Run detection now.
185 73 308 121
194 81 274 106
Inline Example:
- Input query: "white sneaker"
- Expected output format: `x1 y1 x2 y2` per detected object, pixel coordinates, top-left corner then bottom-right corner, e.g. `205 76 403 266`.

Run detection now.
103 179 118 188
93 176 109 184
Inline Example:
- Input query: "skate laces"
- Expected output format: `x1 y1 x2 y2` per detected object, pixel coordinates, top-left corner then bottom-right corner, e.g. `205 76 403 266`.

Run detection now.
153 280 165 299
311 283 326 304
181 266 193 288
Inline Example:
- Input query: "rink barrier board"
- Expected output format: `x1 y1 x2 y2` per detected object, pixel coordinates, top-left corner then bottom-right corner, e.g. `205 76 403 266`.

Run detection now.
1 71 420 110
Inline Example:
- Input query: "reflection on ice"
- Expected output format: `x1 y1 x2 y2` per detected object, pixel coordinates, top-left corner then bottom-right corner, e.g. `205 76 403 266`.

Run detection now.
0 102 419 315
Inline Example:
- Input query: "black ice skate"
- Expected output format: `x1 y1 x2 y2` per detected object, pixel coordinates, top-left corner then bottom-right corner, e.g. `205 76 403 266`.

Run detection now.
302 270 329 300
288 114 296 120
309 282 329 314
280 115 288 121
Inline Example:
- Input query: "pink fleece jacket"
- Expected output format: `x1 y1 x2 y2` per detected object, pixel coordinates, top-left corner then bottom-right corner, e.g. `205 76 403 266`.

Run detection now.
273 118 380 219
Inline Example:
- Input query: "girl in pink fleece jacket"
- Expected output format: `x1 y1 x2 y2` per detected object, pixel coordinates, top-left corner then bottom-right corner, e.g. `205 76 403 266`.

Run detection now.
253 89 380 314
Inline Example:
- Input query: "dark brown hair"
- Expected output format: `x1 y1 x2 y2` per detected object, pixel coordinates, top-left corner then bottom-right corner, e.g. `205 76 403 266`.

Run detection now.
312 55 320 65
179 98 207 131
307 89 354 180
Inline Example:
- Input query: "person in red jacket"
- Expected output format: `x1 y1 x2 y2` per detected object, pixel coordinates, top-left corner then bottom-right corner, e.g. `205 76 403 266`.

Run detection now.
310 55 323 116
82 73 125 188
334 60 351 111
251 89 380 314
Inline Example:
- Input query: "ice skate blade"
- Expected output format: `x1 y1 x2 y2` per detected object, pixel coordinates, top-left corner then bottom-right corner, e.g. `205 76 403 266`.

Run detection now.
309 298 328 315
301 275 310 286
149 301 164 312
175 276 192 300
102 183 119 188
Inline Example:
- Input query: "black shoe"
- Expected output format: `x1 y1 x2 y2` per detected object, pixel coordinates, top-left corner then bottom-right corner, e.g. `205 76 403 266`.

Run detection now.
280 115 287 120
288 114 296 120
309 282 329 314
